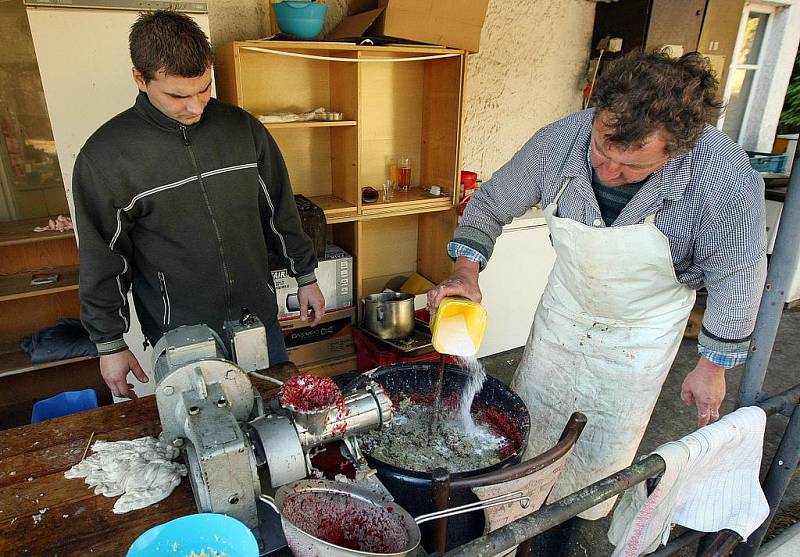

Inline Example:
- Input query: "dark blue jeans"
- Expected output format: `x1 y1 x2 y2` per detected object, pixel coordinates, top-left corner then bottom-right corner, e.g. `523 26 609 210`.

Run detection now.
265 318 289 366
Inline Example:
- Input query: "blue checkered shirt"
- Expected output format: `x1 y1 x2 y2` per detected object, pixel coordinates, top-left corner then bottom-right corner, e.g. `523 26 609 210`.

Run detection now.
450 109 767 369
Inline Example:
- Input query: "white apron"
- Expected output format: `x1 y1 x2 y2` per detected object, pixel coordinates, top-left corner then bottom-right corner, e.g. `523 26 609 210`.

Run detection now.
511 178 695 520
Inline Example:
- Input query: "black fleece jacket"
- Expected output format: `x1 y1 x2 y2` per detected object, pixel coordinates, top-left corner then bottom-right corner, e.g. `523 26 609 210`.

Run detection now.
73 93 317 354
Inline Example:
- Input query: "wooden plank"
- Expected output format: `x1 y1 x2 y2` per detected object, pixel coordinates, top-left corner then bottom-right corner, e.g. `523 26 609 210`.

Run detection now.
264 120 357 129
417 209 458 284
359 52 425 189
0 235 78 275
0 265 79 302
359 216 418 282
0 289 81 345
421 54 464 202
307 195 358 218
238 47 333 116
0 218 75 247
0 347 95 379
361 187 451 216
212 41 241 106
268 126 333 199
235 39 461 56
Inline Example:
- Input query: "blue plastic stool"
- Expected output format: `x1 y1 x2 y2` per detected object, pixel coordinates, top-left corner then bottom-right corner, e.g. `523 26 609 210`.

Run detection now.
31 389 98 423
127 513 259 557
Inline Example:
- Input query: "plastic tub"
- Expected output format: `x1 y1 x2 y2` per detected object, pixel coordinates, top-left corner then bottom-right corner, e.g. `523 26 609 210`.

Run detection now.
273 1 328 39
126 513 258 557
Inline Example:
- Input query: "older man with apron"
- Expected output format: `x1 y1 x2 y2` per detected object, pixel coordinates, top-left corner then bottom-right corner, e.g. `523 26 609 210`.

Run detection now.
428 52 766 526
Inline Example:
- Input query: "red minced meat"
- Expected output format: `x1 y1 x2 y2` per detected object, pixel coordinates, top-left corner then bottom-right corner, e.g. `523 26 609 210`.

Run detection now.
280 374 342 411
481 406 524 459
283 490 409 553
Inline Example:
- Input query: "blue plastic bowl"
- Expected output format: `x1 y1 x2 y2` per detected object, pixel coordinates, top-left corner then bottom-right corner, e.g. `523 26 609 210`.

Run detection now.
273 1 328 39
126 513 258 557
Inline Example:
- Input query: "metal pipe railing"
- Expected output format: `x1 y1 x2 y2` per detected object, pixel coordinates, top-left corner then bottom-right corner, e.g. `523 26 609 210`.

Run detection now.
442 387 800 557
737 150 800 408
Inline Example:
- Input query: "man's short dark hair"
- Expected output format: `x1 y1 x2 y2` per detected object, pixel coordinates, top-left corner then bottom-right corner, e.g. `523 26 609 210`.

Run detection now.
591 51 723 157
129 10 213 82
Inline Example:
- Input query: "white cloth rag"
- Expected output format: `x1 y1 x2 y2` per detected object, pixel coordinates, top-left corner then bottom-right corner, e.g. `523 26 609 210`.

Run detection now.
64 436 186 514
608 406 769 557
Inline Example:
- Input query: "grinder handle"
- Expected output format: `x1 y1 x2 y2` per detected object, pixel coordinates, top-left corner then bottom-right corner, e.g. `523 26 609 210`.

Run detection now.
258 494 280 514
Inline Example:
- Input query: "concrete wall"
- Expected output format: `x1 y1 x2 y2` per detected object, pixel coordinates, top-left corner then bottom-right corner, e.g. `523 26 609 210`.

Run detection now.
208 0 596 181
460 0 595 179
207 0 268 48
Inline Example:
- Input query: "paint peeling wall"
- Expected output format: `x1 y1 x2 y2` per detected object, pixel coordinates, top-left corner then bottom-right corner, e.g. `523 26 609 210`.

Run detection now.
461 0 595 179
209 0 596 180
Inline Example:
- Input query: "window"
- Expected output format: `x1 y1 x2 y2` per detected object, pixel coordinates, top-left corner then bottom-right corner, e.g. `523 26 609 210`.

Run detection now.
719 4 775 144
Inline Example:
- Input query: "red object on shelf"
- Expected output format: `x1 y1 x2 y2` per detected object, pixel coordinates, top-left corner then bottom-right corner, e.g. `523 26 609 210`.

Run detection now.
460 170 478 192
352 328 456 372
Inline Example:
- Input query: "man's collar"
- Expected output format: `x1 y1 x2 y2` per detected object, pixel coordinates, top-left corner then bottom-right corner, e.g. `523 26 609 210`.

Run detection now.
133 91 204 132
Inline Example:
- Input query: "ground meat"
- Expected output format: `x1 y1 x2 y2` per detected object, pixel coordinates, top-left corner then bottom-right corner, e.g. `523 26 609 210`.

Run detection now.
280 374 342 411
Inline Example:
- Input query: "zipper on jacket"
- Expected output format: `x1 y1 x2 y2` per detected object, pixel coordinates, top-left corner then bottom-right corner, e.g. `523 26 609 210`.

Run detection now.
158 271 171 326
179 124 234 322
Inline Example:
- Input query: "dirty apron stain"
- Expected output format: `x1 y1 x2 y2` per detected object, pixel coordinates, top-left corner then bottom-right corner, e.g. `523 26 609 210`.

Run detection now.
511 178 695 520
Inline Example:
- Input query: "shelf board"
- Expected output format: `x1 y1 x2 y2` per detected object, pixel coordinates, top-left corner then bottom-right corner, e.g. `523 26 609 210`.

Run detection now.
263 120 357 130
360 188 453 217
307 195 359 223
0 344 97 379
0 265 79 302
0 217 75 247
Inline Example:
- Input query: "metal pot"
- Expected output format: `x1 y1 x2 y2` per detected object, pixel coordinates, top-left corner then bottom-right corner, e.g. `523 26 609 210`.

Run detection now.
362 292 415 340
259 479 528 557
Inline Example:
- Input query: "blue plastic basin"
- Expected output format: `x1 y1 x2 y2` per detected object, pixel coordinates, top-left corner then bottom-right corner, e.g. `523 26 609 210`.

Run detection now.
126 513 258 557
273 1 328 39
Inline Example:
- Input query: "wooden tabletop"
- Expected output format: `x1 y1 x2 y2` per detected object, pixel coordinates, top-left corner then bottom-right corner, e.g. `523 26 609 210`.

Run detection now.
0 365 296 556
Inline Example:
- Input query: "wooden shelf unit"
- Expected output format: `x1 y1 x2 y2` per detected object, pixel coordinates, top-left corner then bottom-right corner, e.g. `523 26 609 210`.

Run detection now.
216 41 466 313
0 218 107 429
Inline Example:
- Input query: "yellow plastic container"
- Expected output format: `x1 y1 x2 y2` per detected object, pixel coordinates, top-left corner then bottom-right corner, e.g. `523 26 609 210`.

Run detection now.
430 297 488 357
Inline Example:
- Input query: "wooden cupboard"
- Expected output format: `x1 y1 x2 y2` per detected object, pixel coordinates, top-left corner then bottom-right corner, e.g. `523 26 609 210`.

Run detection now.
215 40 466 314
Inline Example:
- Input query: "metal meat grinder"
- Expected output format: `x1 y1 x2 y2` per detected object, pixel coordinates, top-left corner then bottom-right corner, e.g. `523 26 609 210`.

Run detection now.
151 315 393 553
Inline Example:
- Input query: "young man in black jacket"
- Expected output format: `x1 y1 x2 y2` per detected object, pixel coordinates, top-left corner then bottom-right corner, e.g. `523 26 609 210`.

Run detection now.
73 11 324 398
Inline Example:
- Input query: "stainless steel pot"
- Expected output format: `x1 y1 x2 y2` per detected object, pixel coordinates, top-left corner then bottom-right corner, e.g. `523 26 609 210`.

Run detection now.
259 479 528 557
362 292 415 340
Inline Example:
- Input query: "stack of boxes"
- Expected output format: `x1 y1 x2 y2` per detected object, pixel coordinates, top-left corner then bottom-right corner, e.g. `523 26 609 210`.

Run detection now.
272 244 355 368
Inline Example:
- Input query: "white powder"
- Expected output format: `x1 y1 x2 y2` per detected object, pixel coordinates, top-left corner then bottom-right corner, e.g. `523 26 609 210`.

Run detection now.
456 355 487 433
436 314 476 356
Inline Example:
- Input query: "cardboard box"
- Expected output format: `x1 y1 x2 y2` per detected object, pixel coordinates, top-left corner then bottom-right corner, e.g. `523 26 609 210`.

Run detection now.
280 307 355 367
272 244 353 319
327 0 489 53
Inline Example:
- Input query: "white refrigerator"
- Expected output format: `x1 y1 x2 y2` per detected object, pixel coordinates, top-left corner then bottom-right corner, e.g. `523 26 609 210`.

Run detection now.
476 207 556 357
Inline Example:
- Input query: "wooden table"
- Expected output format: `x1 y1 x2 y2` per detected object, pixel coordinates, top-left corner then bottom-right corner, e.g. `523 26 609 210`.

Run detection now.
0 366 296 556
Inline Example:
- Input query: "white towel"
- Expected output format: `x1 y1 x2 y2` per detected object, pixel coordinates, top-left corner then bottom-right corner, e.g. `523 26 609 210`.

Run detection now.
65 436 186 514
608 406 770 557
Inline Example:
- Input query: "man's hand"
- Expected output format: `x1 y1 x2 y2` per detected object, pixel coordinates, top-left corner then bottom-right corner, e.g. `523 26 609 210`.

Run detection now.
298 283 326 326
427 257 482 312
100 349 148 399
680 356 727 427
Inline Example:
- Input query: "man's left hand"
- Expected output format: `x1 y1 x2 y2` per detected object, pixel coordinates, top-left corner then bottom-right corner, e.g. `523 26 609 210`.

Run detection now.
298 283 325 326
680 356 726 427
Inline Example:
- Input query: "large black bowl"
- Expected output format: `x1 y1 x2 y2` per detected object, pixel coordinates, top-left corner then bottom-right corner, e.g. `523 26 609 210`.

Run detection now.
352 362 530 552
